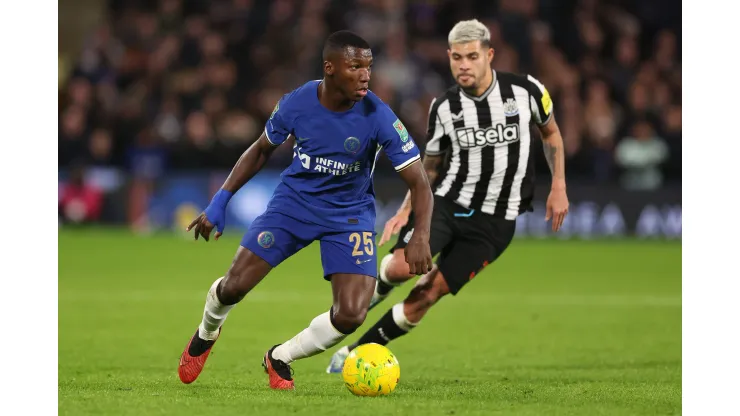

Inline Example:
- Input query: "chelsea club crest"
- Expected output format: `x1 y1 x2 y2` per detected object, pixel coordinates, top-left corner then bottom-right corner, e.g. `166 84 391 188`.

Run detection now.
344 137 361 154
257 231 275 248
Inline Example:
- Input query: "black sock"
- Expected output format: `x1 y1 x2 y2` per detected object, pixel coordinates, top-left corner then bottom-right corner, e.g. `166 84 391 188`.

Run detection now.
376 279 395 296
189 330 217 356
351 308 409 350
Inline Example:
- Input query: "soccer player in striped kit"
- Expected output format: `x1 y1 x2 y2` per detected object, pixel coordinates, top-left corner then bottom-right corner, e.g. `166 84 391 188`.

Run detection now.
327 19 570 373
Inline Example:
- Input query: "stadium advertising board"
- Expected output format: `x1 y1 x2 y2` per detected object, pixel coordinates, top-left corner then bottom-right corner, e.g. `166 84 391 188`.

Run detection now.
59 170 681 239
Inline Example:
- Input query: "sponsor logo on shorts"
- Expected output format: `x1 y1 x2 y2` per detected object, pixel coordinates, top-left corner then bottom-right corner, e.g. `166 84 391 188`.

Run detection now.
257 231 275 248
469 260 490 280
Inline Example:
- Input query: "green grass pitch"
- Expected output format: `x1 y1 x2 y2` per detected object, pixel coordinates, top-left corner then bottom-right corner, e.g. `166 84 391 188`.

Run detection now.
59 229 681 415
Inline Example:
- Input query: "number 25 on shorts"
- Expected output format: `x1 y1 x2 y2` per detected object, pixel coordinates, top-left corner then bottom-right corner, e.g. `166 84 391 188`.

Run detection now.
349 232 374 256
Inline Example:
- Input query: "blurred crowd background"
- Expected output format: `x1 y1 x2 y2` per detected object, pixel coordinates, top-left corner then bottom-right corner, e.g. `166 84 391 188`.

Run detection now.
58 0 681 231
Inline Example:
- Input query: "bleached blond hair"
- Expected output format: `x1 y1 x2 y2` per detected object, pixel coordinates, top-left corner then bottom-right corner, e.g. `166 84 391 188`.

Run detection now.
448 19 491 47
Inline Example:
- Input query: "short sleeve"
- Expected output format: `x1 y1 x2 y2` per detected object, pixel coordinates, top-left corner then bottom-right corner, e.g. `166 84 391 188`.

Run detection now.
376 106 421 172
424 97 450 156
264 94 293 146
526 75 554 126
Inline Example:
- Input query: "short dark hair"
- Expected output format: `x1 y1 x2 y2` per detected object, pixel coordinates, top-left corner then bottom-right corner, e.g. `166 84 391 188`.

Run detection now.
322 30 371 61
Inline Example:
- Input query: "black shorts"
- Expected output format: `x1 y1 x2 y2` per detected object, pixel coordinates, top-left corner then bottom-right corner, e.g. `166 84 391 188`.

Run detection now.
391 195 516 295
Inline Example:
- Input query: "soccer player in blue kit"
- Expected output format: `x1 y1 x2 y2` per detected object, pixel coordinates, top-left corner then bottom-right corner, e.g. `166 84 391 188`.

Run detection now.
178 31 434 390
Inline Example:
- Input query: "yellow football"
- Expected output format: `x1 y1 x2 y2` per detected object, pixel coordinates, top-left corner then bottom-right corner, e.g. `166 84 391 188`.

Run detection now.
342 343 400 397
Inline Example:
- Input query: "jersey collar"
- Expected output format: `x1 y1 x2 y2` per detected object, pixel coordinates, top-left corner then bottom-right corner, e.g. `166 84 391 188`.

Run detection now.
459 70 498 102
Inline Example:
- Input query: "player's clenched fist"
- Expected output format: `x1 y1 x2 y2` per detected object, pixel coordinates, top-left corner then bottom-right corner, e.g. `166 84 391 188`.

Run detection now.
404 231 432 275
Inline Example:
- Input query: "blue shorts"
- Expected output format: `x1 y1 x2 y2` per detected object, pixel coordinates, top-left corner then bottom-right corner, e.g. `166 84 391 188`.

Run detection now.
241 210 377 279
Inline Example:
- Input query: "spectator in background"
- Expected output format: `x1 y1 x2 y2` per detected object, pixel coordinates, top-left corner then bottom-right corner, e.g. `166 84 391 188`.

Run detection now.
88 128 115 166
59 164 104 225
59 105 89 166
615 119 669 191
58 0 681 187
610 35 639 104
86 128 126 197
660 104 682 180
373 30 419 101
583 78 619 181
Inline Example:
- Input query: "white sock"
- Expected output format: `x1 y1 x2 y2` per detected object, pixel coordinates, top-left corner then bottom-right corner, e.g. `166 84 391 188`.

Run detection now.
272 311 347 364
393 302 418 329
198 277 234 341
378 254 402 287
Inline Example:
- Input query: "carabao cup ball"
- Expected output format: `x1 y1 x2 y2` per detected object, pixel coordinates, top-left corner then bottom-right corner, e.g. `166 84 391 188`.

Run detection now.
342 343 400 397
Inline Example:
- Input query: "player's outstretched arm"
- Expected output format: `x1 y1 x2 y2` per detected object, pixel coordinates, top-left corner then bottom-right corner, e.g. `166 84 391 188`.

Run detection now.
396 161 434 274
187 133 279 242
221 133 278 192
538 117 570 232
378 154 444 246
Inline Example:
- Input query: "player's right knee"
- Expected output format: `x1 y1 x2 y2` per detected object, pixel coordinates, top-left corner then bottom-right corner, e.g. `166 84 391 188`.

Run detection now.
218 248 272 305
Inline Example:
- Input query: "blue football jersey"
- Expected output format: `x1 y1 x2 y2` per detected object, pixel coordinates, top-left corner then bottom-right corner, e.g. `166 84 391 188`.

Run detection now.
262 80 421 231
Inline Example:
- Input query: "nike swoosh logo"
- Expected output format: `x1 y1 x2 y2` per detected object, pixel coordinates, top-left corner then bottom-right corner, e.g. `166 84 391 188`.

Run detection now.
179 355 190 367
356 259 373 264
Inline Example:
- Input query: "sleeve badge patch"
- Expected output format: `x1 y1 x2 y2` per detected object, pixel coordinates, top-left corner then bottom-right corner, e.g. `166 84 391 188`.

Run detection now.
393 119 409 142
541 89 553 116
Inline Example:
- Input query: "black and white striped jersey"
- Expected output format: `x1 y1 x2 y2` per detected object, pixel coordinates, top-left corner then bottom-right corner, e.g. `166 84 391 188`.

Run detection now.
425 71 554 220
